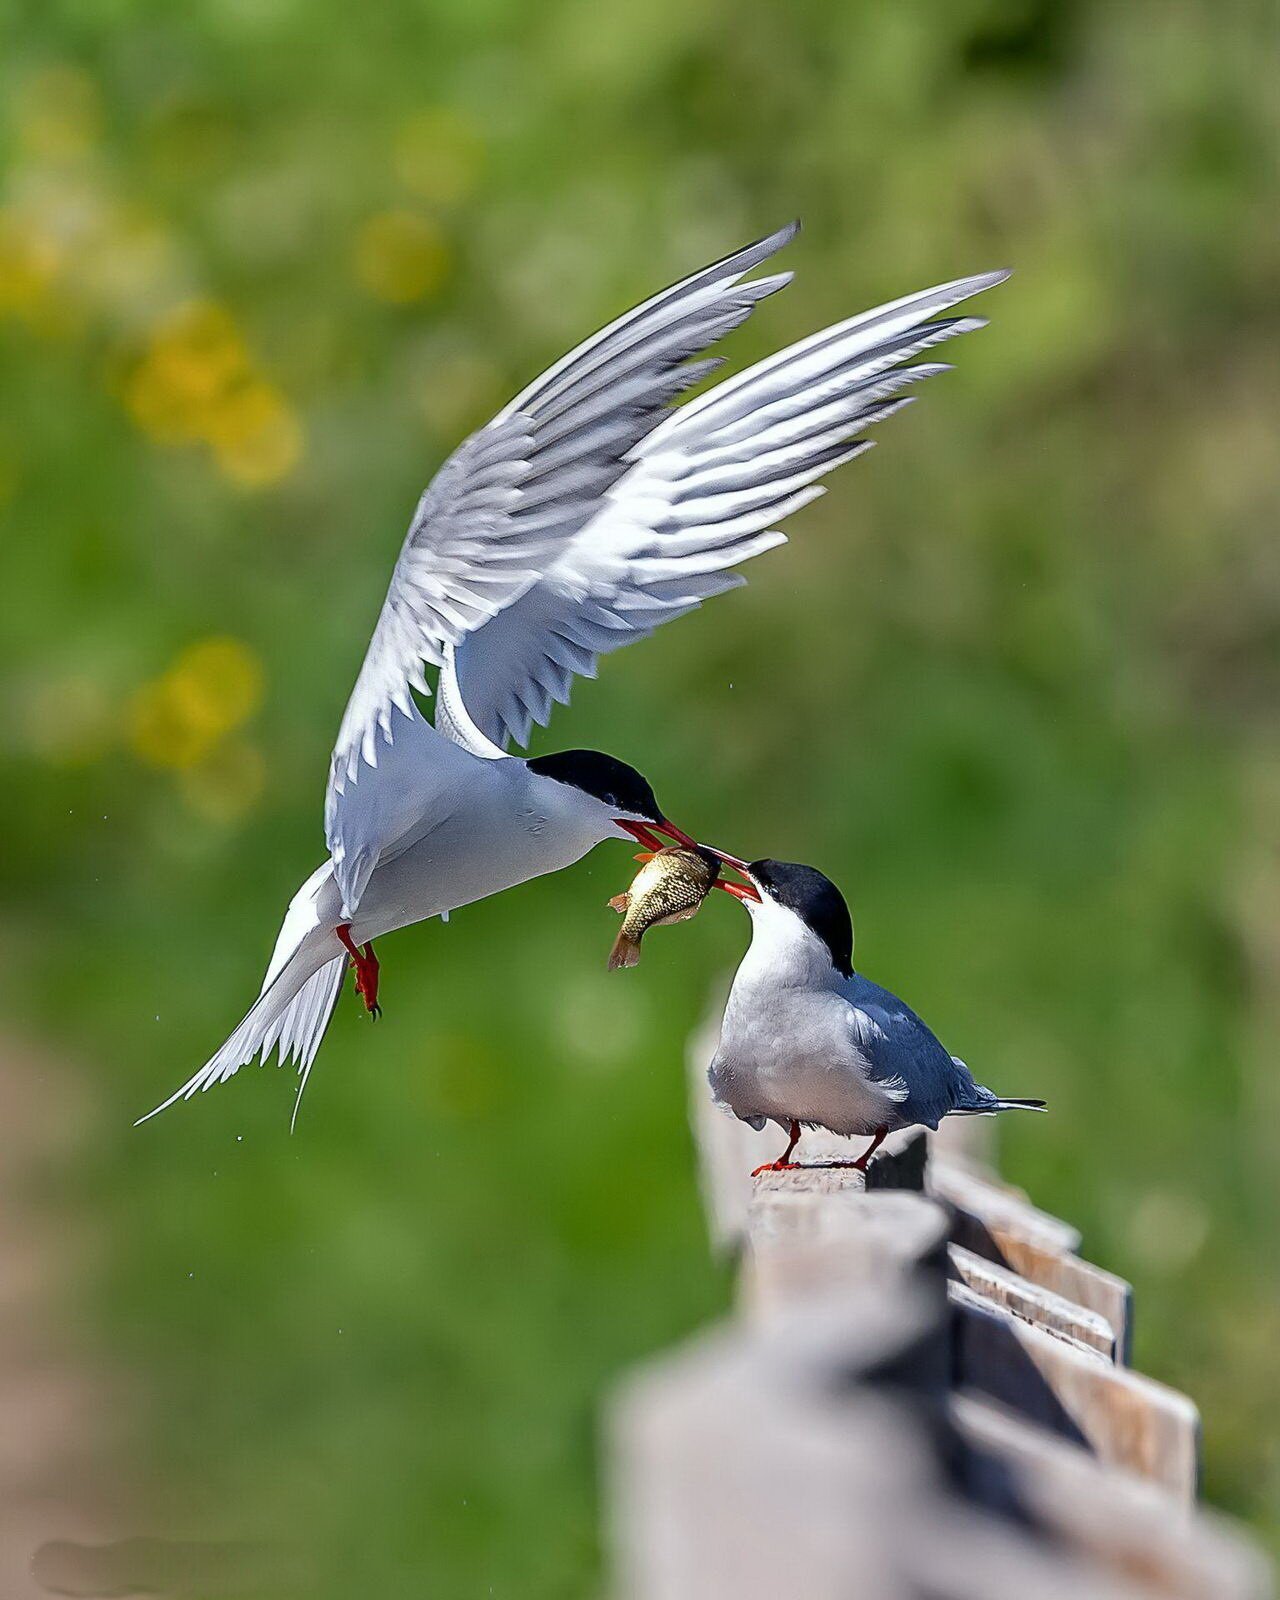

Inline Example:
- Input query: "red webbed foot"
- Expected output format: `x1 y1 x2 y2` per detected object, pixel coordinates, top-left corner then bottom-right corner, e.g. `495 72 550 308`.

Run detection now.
336 925 382 1017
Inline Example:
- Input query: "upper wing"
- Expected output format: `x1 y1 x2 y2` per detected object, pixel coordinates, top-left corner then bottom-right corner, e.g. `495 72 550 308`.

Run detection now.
324 223 799 908
329 222 798 793
444 268 1009 749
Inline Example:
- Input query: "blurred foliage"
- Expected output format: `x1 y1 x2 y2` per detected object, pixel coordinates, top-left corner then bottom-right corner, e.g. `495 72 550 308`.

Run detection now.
1 0 1278 1593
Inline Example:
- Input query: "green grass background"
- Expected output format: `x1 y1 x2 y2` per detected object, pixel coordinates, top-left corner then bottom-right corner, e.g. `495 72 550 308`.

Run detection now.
2 0 1278 1593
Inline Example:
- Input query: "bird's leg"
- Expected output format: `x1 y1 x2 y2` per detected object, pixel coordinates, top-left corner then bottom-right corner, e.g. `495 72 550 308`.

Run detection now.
336 924 382 1018
817 1127 888 1172
751 1119 802 1178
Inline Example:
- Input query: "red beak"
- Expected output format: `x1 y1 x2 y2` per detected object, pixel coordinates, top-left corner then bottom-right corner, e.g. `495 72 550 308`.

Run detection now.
715 877 761 903
616 818 699 852
703 844 751 873
710 876 761 902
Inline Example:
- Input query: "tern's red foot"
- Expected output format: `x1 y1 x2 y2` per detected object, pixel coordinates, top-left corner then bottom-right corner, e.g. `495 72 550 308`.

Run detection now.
336 925 382 1017
814 1128 888 1172
750 1119 803 1178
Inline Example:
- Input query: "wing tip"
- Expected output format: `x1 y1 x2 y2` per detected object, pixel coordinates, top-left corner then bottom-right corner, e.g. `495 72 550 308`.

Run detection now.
965 267 1012 294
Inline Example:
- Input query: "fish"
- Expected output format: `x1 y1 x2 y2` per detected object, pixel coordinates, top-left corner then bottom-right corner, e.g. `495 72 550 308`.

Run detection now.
607 846 720 970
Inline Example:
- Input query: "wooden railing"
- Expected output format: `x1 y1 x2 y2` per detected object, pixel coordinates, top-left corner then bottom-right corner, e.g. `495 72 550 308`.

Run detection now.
604 998 1273 1599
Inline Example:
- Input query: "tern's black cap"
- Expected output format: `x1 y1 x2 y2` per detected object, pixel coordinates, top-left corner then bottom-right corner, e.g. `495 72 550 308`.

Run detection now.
749 859 853 977
527 749 662 822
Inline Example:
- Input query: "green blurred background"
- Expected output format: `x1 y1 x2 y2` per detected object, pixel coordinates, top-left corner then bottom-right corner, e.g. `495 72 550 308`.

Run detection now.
2 0 1277 1593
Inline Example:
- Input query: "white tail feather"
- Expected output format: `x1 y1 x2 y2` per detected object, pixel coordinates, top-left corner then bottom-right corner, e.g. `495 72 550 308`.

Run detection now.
136 940 344 1126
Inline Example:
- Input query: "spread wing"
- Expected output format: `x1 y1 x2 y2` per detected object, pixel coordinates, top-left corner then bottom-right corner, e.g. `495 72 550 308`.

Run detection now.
444 268 1009 749
324 223 799 911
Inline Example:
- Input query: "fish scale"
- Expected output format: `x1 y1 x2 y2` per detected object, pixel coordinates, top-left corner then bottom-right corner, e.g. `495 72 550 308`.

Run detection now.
607 847 720 969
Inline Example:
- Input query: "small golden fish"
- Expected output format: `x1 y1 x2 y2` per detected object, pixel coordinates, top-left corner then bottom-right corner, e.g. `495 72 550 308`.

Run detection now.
607 846 720 970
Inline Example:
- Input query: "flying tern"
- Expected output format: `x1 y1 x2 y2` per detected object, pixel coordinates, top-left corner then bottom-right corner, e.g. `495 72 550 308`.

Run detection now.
141 223 1006 1123
706 858 1044 1172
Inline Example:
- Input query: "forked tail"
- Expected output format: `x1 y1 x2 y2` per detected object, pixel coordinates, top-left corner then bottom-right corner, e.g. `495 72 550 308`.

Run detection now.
136 940 345 1129
950 1095 1047 1116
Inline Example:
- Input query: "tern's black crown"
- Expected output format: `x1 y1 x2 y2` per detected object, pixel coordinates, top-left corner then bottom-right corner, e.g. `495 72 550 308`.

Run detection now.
527 749 662 822
749 859 854 977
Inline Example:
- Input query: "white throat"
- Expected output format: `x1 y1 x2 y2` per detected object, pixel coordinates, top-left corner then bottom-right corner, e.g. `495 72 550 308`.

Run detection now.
741 894 847 991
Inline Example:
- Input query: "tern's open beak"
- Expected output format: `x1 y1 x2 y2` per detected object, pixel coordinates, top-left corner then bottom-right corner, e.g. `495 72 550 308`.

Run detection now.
702 843 751 873
615 818 700 852
714 877 761 903
616 819 667 852
706 849 761 902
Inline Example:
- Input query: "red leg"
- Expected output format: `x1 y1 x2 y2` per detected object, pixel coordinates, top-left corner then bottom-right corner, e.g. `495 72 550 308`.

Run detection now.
817 1127 888 1172
336 924 382 1017
751 1119 802 1178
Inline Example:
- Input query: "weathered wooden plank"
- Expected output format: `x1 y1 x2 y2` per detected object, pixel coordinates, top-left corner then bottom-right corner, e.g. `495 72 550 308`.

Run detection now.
611 1348 923 1599
684 995 752 1252
931 1159 1083 1254
903 1506 1162 1600
950 1210 1134 1365
742 1190 950 1319
608 1279 945 1600
929 1110 996 1170
950 1283 1200 1498
953 1393 1273 1600
609 1290 1156 1600
949 1243 1116 1358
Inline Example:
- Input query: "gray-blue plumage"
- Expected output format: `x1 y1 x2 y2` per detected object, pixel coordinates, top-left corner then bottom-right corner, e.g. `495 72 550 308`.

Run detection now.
709 860 1044 1163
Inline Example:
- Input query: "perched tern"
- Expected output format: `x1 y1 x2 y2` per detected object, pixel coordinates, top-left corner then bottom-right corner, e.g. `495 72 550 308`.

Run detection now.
141 224 1007 1123
706 859 1045 1173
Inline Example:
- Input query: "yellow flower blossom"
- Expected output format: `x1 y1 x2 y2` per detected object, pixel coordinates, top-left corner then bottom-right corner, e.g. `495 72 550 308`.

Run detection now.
0 210 62 319
128 637 264 771
394 109 484 207
123 301 302 486
205 378 304 488
124 300 251 443
353 210 449 305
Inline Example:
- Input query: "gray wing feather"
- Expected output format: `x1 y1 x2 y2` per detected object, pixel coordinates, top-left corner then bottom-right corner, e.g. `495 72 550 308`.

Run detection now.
328 223 799 816
448 269 1008 749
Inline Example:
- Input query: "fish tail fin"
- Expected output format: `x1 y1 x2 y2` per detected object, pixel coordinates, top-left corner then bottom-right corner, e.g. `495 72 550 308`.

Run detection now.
607 931 642 971
607 893 631 914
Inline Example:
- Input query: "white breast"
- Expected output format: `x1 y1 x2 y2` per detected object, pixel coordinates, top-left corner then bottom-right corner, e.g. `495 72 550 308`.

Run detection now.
710 897 907 1139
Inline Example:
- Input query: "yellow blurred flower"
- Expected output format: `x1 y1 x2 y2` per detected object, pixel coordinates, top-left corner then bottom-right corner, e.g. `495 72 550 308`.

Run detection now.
0 210 62 319
353 210 449 305
15 65 102 160
179 737 267 825
205 378 304 488
394 109 484 207
128 636 264 771
123 300 302 485
125 299 251 443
